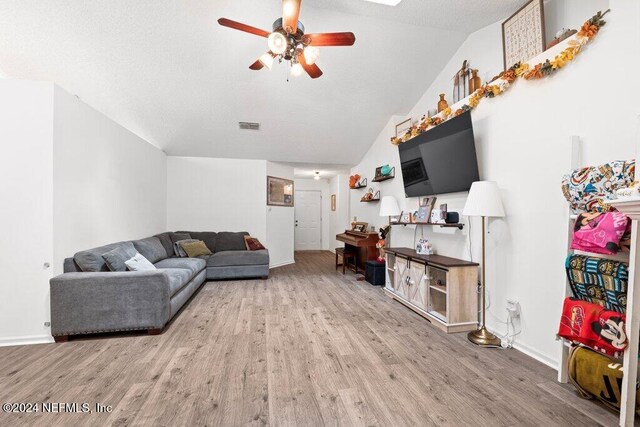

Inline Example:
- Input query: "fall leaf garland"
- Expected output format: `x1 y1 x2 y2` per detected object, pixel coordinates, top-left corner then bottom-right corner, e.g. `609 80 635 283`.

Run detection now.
390 10 609 146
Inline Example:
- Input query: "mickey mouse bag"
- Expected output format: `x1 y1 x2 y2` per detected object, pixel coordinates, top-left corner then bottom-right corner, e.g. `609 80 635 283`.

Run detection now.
558 297 627 358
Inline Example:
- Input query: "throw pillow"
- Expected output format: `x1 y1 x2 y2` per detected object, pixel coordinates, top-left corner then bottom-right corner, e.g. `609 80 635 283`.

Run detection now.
244 236 266 251
102 242 137 272
174 239 199 257
125 253 157 271
181 240 213 257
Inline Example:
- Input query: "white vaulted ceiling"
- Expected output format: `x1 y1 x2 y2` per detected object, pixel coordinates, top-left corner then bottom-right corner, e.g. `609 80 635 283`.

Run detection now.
0 0 526 164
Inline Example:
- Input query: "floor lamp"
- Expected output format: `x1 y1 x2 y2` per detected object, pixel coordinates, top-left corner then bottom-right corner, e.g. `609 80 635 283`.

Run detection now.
463 181 505 347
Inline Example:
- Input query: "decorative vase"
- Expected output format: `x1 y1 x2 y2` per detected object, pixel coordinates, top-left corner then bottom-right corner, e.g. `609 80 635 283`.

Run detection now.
437 94 448 113
381 164 392 176
470 69 481 94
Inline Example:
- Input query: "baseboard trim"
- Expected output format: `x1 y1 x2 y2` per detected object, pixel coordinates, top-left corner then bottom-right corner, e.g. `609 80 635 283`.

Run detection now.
511 341 558 370
485 326 558 369
0 334 54 348
269 260 295 269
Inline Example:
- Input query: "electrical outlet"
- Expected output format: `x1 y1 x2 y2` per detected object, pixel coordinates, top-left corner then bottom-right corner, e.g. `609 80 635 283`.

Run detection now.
506 300 520 318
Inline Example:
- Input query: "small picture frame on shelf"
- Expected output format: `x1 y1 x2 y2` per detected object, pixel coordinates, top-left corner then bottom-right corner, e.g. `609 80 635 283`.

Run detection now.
390 214 401 224
417 197 437 223
352 222 368 233
395 118 412 138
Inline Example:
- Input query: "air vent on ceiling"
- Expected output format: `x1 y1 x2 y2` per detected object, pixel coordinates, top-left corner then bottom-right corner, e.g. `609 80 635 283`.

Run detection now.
239 121 260 130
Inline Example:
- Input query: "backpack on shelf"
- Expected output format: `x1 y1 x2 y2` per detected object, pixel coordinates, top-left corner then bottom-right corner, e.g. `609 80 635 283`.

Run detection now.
567 345 640 414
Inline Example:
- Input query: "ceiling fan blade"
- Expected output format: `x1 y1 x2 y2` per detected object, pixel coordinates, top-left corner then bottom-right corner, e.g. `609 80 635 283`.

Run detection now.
282 0 301 34
218 18 270 38
304 32 356 47
249 60 264 70
298 52 323 79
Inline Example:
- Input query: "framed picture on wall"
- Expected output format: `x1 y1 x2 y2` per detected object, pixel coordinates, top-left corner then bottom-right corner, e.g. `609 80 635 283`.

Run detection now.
502 0 545 70
395 118 412 138
267 176 294 207
331 194 336 211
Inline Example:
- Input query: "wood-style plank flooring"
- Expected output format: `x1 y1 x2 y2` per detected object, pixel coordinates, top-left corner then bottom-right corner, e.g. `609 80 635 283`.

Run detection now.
0 251 620 426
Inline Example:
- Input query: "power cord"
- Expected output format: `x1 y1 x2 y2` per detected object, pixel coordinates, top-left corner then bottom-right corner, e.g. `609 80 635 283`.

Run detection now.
480 289 522 348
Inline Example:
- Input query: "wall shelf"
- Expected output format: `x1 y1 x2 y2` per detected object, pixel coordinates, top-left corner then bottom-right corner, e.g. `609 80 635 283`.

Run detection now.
350 177 367 189
372 166 395 182
390 221 464 230
360 189 380 202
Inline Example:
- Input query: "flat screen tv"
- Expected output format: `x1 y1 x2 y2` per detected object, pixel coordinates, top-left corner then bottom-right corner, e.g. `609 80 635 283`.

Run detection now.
398 111 479 197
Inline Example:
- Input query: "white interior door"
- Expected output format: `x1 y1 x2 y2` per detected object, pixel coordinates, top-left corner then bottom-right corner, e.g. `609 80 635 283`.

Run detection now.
295 190 322 250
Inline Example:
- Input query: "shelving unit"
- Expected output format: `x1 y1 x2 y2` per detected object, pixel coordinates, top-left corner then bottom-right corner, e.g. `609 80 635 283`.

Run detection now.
557 137 639 426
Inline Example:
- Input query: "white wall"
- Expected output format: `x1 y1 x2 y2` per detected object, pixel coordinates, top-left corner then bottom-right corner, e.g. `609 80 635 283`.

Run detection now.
350 0 637 368
167 156 267 241
267 162 295 267
53 86 167 275
294 178 331 251
329 174 351 252
167 157 295 268
0 80 168 346
0 80 54 346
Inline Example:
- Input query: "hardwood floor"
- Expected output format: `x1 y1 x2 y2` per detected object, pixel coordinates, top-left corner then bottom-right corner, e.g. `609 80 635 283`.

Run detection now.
0 251 619 426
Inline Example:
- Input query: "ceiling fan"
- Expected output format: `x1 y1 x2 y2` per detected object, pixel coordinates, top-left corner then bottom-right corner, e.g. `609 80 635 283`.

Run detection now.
218 0 356 79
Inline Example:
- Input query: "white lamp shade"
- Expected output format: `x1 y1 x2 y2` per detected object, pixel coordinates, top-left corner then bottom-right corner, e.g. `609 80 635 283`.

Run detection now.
379 196 401 216
463 181 505 217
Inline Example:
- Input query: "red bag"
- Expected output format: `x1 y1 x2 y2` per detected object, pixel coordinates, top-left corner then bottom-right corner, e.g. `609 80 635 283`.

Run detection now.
558 297 627 358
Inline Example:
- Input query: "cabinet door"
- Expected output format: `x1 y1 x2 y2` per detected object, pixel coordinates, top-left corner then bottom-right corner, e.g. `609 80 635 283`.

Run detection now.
408 262 428 309
394 257 410 299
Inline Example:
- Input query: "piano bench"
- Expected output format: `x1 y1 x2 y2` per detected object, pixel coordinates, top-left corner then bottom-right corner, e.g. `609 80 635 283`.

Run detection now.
335 248 357 274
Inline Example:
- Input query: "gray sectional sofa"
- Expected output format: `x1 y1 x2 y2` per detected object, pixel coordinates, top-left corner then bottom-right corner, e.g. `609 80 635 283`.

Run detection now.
50 231 268 341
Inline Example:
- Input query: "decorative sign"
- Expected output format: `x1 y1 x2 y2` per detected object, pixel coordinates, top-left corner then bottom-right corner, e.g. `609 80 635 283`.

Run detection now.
502 0 545 70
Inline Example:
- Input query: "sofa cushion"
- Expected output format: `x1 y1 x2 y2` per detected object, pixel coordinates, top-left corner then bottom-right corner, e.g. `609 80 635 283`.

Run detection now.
244 236 266 251
171 232 191 245
125 253 157 271
162 268 193 296
102 242 137 272
154 232 174 258
74 242 128 272
180 232 217 253
132 237 167 264
154 257 206 277
216 232 250 252
207 249 269 267
182 241 213 258
174 239 199 257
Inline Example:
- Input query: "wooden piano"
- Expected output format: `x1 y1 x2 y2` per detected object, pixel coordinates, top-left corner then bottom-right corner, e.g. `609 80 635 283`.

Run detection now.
336 230 379 274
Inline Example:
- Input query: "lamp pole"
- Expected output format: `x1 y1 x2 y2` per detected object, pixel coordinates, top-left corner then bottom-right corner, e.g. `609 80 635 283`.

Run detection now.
468 215 501 346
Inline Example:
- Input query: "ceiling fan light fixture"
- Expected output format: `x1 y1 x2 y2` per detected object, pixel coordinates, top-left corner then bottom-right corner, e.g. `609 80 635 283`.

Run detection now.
303 46 320 65
258 52 274 69
290 62 303 77
267 32 287 55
